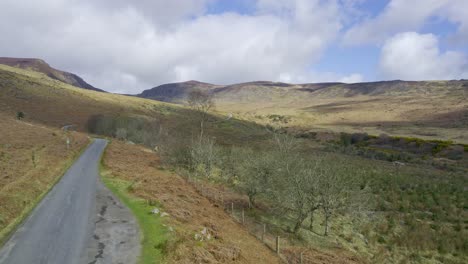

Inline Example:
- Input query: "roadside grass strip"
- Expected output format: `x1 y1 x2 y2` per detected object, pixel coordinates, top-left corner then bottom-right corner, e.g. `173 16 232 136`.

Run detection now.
100 175 169 264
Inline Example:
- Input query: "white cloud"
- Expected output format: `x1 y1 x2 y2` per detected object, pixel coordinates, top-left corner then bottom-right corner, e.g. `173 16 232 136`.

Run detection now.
442 0 468 46
379 32 467 80
339 73 364 83
278 71 364 84
343 0 468 46
0 0 353 93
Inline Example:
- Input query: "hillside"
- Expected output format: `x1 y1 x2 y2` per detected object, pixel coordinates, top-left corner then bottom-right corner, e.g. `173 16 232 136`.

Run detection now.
0 57 105 92
137 80 220 103
0 113 89 245
1 63 466 264
139 79 468 143
0 62 283 263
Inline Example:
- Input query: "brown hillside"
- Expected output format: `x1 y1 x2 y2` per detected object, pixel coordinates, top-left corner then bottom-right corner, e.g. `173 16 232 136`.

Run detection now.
138 80 221 103
103 141 282 264
0 57 105 92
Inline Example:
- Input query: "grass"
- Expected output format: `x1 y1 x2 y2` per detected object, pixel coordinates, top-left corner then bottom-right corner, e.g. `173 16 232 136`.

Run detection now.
0 115 90 245
101 140 282 263
213 81 468 144
1 59 467 263
100 165 169 264
0 140 90 245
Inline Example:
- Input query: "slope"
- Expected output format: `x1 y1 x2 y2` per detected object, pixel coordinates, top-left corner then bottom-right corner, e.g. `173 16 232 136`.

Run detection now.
0 62 280 264
138 80 220 103
0 64 264 146
139 79 468 143
0 57 105 92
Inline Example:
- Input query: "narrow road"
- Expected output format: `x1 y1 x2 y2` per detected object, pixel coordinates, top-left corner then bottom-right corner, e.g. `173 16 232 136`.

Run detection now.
0 139 107 264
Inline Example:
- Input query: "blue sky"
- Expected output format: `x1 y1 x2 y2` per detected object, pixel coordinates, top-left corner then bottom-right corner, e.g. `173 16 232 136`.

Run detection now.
209 0 467 83
1 0 467 93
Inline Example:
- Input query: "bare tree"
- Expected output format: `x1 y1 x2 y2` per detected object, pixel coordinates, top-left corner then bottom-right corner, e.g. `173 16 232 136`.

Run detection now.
187 89 214 139
317 158 366 236
236 150 275 208
189 136 218 180
306 161 322 232
273 132 298 156
268 133 315 234
115 128 127 140
268 156 324 234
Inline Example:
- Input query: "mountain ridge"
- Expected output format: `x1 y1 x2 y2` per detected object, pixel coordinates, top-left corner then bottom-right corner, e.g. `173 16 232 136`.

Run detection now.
137 79 468 103
0 57 106 92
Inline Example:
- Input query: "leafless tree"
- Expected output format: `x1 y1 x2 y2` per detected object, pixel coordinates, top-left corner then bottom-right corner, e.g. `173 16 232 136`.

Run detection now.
269 133 315 234
236 150 275 208
187 89 214 139
317 159 367 236
306 161 322 232
189 136 218 180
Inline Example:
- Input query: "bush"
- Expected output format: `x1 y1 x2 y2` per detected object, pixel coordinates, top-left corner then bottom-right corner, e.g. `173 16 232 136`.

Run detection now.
115 128 127 140
444 146 464 160
87 115 163 146
350 132 369 144
339 133 352 146
16 111 25 120
377 133 391 144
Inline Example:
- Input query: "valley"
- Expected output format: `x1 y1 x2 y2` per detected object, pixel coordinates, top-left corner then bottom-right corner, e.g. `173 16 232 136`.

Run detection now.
0 60 466 264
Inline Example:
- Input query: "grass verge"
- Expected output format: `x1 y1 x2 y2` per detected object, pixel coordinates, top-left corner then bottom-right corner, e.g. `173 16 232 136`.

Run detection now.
99 145 169 264
0 138 93 246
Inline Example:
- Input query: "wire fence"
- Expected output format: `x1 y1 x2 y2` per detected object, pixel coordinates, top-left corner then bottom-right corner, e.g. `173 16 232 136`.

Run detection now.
188 178 324 264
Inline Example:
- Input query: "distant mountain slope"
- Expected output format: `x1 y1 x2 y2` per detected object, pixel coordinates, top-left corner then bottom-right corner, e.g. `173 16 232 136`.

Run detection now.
138 79 468 143
0 57 105 92
139 79 468 103
137 80 219 102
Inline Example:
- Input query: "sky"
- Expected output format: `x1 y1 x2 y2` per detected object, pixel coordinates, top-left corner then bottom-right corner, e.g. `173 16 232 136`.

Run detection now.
0 0 467 93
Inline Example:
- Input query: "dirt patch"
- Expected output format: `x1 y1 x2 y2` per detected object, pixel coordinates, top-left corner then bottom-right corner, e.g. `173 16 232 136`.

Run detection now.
103 141 281 263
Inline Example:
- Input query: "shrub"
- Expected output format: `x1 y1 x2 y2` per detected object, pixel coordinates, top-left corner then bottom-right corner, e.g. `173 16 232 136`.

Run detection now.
115 128 127 140
377 235 386 244
16 111 25 120
444 146 464 160
377 133 391 144
339 133 352 146
350 132 369 144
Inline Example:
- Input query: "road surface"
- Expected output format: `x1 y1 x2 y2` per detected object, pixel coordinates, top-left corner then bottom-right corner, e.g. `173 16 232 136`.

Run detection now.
0 139 113 264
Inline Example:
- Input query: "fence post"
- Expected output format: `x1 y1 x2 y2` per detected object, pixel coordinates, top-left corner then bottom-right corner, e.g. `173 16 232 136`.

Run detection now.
276 236 280 254
242 208 245 224
231 202 234 216
262 224 266 242
300 251 303 264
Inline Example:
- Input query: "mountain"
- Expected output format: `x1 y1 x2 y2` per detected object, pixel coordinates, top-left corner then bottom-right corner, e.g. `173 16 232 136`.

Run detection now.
0 57 105 92
137 80 219 103
139 79 468 103
138 79 468 143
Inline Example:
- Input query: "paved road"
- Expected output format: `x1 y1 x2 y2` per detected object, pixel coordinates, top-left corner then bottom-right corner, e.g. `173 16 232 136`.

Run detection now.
0 139 107 264
85 180 140 264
